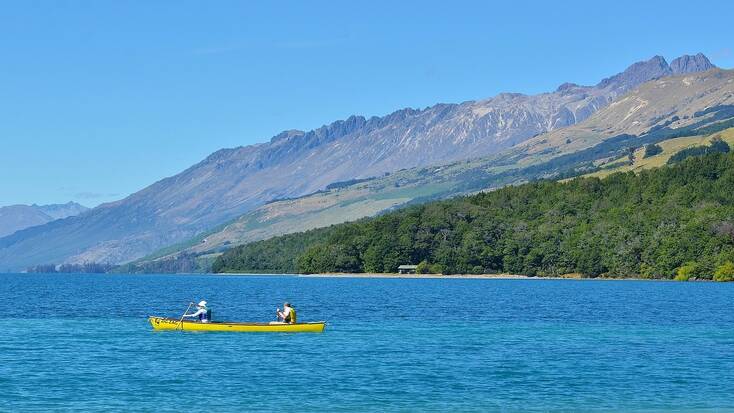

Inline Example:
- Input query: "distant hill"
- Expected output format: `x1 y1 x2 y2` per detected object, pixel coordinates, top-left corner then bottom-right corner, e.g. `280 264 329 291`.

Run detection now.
0 53 719 271
212 151 734 280
127 67 734 273
0 202 88 238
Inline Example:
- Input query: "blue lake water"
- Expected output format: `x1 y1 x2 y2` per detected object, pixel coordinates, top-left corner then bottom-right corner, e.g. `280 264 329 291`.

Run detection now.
1 273 733 412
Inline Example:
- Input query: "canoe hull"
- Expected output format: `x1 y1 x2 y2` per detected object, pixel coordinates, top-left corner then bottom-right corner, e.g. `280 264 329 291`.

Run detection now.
148 316 326 333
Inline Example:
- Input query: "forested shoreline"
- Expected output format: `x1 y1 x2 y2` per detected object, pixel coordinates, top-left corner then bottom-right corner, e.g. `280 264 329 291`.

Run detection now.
213 152 734 281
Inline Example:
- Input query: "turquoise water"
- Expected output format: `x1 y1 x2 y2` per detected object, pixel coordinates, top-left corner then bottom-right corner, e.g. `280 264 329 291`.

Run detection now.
1 274 733 412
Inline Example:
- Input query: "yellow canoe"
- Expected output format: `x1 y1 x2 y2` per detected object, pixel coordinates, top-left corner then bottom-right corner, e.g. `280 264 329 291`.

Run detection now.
148 316 326 333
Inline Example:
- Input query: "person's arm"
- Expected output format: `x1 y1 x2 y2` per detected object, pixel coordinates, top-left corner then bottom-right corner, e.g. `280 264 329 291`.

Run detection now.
183 308 204 318
277 308 290 321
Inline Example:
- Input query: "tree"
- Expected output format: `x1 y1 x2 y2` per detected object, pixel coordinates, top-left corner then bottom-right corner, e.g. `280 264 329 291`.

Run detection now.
668 139 730 164
416 260 431 274
643 143 663 158
674 262 698 281
713 261 734 282
709 136 731 153
429 263 444 274
626 147 636 163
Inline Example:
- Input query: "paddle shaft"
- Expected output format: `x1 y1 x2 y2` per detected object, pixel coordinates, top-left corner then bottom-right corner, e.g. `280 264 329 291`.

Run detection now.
178 302 194 331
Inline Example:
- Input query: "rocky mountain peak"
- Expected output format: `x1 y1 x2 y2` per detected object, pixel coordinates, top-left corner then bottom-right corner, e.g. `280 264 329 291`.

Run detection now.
597 55 672 90
670 53 716 75
556 82 580 92
270 129 305 144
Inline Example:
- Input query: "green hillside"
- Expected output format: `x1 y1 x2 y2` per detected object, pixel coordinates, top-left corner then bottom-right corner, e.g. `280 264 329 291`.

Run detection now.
213 152 734 280
581 128 734 179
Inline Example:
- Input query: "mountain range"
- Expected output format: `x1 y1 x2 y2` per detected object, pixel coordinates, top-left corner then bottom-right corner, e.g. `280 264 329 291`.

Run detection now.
0 202 88 238
0 53 722 271
129 64 734 272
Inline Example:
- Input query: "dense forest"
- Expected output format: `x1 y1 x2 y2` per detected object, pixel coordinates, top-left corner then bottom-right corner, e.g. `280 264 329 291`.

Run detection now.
213 152 734 280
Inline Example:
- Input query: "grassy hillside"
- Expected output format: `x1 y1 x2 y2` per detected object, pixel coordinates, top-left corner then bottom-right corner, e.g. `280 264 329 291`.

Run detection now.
213 152 734 280
582 128 734 179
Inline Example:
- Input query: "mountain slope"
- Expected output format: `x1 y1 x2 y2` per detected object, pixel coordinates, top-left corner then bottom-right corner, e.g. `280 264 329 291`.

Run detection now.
134 67 734 271
36 202 90 220
0 202 88 238
0 54 716 271
212 151 734 279
579 128 734 180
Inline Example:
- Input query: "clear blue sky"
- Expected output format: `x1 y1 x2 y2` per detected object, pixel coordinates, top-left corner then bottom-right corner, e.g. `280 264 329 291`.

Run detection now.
2 0 733 207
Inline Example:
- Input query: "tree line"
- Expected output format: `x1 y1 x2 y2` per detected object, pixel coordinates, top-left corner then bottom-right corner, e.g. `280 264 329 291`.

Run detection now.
667 137 730 164
213 152 734 280
26 262 116 274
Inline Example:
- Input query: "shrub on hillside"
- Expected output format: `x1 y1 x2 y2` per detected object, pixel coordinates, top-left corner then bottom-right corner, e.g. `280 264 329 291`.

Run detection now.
674 262 698 281
415 261 447 274
429 263 444 275
643 143 663 158
416 260 431 274
713 261 734 282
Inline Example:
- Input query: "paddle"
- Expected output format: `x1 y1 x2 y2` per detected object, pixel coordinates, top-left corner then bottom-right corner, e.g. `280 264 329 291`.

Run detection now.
178 302 194 331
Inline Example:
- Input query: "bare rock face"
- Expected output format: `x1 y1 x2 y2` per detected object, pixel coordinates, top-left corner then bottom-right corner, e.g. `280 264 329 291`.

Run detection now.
0 54 718 270
597 56 672 90
670 53 715 75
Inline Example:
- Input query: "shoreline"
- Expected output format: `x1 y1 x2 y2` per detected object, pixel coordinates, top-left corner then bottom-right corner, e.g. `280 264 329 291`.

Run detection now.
300 272 535 279
16 272 714 281
218 272 680 281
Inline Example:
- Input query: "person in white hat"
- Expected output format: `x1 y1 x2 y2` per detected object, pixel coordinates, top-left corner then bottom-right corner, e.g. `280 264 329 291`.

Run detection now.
276 302 296 324
182 300 211 323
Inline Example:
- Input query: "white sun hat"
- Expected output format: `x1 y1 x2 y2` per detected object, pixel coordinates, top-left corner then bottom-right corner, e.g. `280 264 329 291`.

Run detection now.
198 300 207 307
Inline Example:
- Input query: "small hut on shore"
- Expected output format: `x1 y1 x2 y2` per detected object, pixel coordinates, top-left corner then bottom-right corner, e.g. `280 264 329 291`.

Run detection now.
398 265 418 274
